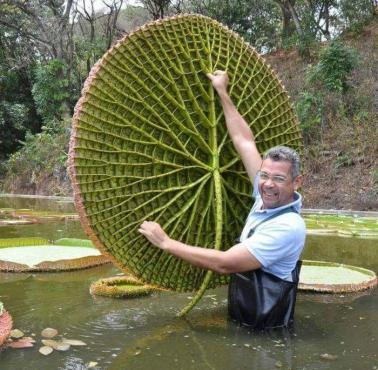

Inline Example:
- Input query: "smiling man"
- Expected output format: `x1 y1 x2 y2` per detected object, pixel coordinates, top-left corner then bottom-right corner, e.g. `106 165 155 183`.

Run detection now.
139 71 306 330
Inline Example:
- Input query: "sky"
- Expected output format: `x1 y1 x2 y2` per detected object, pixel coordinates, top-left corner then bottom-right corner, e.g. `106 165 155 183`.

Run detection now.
84 0 141 12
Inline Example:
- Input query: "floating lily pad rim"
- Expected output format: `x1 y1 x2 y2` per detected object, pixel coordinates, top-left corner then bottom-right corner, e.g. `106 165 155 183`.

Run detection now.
299 259 377 293
0 241 110 272
306 229 378 239
0 237 96 249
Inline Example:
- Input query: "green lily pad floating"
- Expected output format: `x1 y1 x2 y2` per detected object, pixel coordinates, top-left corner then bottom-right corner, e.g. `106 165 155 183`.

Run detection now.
54 238 95 248
90 275 158 298
0 238 110 272
68 14 302 315
0 208 78 222
304 214 378 239
0 237 49 248
299 260 377 293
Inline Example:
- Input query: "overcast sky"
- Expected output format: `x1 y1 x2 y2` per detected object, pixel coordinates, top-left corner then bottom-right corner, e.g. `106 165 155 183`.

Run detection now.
85 0 141 12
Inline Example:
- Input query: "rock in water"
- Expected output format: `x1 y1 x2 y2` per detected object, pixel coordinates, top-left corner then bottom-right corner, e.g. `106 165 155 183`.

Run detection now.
41 327 58 338
39 346 53 355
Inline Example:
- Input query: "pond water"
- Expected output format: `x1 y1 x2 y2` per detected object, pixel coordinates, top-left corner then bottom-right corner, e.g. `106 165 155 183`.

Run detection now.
0 196 377 370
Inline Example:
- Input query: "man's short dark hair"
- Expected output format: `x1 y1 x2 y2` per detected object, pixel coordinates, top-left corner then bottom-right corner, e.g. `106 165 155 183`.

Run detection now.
263 146 301 179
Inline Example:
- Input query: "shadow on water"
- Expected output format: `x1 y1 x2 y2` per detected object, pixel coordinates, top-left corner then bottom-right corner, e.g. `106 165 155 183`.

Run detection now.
0 196 377 369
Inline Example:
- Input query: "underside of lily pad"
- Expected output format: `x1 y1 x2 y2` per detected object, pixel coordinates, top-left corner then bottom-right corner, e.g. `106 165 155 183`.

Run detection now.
68 14 303 314
90 275 158 298
299 260 377 293
0 238 110 272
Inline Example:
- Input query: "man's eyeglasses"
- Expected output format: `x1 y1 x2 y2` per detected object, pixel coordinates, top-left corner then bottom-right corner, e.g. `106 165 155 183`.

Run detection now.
259 171 288 184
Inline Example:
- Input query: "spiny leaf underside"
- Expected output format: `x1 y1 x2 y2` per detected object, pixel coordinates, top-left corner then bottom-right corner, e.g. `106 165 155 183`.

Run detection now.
69 14 303 294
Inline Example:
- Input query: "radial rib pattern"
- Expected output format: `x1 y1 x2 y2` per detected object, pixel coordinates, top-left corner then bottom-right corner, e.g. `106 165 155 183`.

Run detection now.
68 15 303 299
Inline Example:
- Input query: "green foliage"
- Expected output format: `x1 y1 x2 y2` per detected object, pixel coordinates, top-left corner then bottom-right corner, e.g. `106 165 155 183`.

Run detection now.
31 59 70 123
338 0 375 34
2 119 70 195
334 153 354 169
373 169 378 184
0 102 29 157
0 35 40 160
296 91 324 144
307 41 358 93
188 0 281 52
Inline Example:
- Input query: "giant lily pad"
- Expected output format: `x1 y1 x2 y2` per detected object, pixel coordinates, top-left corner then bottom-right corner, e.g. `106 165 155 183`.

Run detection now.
68 14 303 314
0 238 110 272
299 260 377 293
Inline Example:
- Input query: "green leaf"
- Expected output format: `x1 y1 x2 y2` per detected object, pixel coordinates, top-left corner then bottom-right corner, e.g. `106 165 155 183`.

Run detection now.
69 15 302 313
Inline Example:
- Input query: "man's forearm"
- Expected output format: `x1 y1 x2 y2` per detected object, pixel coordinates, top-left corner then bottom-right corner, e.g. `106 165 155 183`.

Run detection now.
216 89 255 147
138 221 261 274
162 238 229 274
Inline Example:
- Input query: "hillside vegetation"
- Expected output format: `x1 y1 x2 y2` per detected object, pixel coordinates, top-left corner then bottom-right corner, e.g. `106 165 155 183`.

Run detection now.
0 2 376 211
266 17 378 210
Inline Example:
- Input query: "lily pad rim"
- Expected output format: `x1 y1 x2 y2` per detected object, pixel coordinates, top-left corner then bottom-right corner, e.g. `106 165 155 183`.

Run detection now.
299 259 377 293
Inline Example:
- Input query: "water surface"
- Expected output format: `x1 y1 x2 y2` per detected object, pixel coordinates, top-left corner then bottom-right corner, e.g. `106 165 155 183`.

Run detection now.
0 196 376 370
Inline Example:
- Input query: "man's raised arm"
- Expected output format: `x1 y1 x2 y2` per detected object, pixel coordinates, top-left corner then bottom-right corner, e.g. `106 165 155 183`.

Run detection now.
207 71 262 182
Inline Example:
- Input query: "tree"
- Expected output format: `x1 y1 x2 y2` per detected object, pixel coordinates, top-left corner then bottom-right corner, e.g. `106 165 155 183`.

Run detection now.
0 24 40 160
186 0 281 53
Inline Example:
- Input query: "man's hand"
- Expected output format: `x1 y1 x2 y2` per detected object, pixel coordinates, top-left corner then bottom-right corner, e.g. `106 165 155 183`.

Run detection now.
206 70 229 94
138 221 170 250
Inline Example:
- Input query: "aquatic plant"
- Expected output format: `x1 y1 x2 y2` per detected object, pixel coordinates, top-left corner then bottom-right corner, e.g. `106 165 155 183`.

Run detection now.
68 14 302 315
0 237 48 249
90 276 158 298
0 208 78 221
0 238 110 272
299 260 377 293
54 238 95 248
0 306 13 347
304 214 378 239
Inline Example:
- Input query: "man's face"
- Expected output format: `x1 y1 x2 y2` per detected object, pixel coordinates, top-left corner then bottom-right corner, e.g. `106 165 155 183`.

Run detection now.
258 158 302 209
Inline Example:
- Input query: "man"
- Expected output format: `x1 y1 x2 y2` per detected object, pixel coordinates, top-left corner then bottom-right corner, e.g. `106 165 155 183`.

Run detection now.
139 71 306 329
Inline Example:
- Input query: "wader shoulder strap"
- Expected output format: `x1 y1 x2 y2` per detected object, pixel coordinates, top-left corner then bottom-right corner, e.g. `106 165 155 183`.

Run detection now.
247 206 297 238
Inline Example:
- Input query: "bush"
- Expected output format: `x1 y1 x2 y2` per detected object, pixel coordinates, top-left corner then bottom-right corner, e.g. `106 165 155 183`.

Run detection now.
1 119 71 195
307 41 358 93
296 91 324 144
32 59 70 123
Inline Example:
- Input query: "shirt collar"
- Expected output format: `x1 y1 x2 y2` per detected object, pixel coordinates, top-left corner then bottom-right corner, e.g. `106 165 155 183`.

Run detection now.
255 191 302 214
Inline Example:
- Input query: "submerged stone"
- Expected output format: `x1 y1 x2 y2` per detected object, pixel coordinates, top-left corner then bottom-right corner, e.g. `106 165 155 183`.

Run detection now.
41 328 58 338
39 345 53 355
8 337 34 348
10 329 24 339
320 353 338 361
61 338 87 346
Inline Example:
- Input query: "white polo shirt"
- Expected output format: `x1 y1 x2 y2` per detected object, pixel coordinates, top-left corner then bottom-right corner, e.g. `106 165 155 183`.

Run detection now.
239 175 306 280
